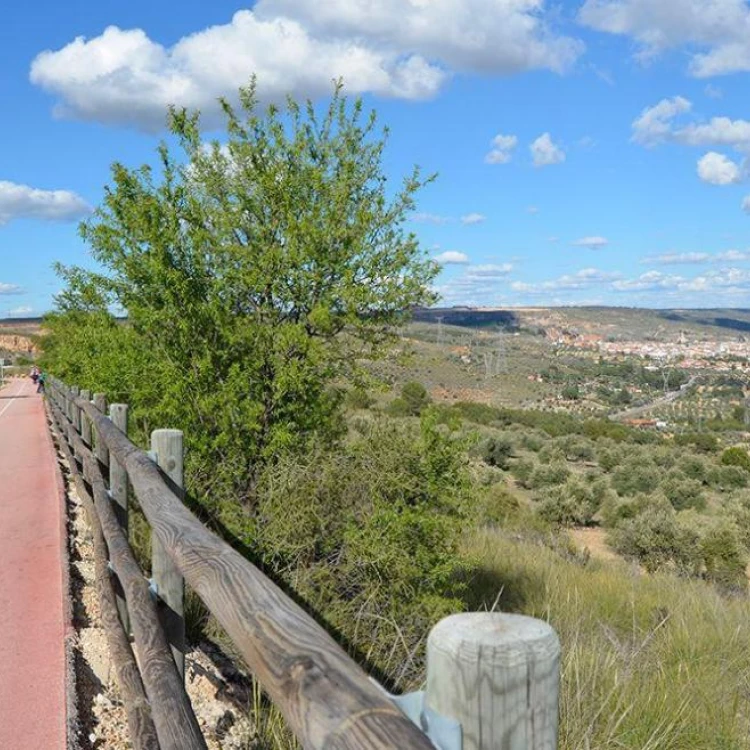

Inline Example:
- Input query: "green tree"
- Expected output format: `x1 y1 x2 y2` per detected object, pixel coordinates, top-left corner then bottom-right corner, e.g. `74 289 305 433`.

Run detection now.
44 81 438 500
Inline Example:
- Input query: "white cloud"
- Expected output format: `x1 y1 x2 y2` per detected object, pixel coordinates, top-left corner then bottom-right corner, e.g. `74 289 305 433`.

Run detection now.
633 96 750 152
643 249 750 264
7 306 33 315
743 196 750 213
413 212 451 224
579 0 750 77
0 181 90 225
572 235 609 249
485 133 518 164
0 283 23 295
530 133 565 167
511 267 620 293
631 96 692 146
31 3 583 130
705 84 723 99
697 152 743 185
643 252 711 265
465 264 514 279
460 212 486 225
257 0 583 74
435 251 469 265
527 205 540 215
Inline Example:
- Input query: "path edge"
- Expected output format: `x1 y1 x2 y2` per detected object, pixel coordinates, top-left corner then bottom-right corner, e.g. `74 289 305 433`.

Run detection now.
44 399 80 750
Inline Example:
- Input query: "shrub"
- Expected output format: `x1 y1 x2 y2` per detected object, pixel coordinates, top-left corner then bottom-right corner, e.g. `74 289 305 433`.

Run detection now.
610 507 701 574
674 432 719 453
677 454 710 482
700 523 747 592
476 436 514 469
510 458 536 488
401 381 432 417
345 387 375 410
721 446 750 472
536 477 604 526
611 459 660 497
708 465 749 491
660 471 707 511
528 461 571 489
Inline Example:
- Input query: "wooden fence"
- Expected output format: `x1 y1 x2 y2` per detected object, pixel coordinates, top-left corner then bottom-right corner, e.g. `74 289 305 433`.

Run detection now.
47 376 561 750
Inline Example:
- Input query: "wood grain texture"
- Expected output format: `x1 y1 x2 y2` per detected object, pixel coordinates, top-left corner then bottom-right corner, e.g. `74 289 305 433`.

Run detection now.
426 613 560 750
92 393 109 468
109 403 130 634
73 395 435 750
49 401 160 750
56 396 207 750
80 389 92 448
150 429 186 680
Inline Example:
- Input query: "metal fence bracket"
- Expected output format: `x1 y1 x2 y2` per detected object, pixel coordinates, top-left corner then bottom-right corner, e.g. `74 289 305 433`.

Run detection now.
372 682 462 750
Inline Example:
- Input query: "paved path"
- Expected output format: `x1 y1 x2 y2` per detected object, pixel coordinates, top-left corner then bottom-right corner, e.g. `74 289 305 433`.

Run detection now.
0 377 69 749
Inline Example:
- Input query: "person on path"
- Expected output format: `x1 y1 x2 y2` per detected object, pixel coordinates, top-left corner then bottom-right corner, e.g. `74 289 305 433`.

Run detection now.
36 371 46 394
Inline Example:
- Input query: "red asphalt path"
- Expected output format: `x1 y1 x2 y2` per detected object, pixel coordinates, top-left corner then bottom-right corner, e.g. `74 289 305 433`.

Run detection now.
0 377 68 749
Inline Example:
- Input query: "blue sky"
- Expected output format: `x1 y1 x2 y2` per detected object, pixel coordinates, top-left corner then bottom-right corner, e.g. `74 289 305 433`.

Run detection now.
4 0 750 315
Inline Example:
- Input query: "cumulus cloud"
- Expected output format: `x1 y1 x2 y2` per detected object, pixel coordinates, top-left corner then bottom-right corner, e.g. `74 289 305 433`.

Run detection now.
256 0 583 73
572 236 609 249
7 306 33 315
632 96 692 146
531 133 566 167
412 212 451 224
435 262 514 306
0 283 24 295
0 181 91 225
643 249 750 265
511 267 620 293
460 212 486 225
31 3 583 130
435 251 469 264
633 96 750 152
485 133 518 164
579 0 750 77
697 152 743 185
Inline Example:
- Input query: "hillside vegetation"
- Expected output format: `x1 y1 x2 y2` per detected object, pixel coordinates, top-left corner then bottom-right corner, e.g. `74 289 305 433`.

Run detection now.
41 82 750 748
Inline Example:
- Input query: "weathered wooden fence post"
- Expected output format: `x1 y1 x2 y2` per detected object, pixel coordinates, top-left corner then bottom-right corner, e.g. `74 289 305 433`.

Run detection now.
93 393 109 469
150 428 186 680
425 613 560 750
109 403 130 633
70 385 81 435
80 389 92 448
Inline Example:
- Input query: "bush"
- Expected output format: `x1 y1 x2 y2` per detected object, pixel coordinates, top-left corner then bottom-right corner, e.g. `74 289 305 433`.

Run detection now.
536 477 604 527
476 436 514 469
612 459 660 497
721 446 750 472
528 461 571 489
660 472 706 511
674 432 719 453
253 413 471 682
700 523 747 592
610 507 701 574
708 465 749 491
345 387 375 410
402 381 432 413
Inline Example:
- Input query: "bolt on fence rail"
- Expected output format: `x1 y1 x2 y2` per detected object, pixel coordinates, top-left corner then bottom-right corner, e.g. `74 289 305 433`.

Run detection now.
47 375 561 750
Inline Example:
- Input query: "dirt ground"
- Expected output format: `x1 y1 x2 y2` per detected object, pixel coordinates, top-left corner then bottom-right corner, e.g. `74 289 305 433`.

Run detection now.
57 437 255 749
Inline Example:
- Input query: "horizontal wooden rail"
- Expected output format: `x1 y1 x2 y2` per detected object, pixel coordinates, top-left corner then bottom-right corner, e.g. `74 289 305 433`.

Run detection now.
50 378 436 750
47 401 160 750
48 385 207 750
49 375 562 750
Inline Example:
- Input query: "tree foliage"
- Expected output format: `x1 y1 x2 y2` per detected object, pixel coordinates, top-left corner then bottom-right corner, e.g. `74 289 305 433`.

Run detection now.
43 81 438 499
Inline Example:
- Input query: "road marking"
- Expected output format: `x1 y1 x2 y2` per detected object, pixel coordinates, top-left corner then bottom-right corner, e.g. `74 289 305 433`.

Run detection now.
0 380 28 419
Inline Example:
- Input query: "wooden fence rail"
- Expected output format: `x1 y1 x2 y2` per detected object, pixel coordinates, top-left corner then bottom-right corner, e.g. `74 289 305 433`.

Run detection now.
46 375 561 750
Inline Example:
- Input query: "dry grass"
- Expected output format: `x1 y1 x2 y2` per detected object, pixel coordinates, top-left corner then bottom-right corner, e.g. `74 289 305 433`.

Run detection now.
466 527 750 749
